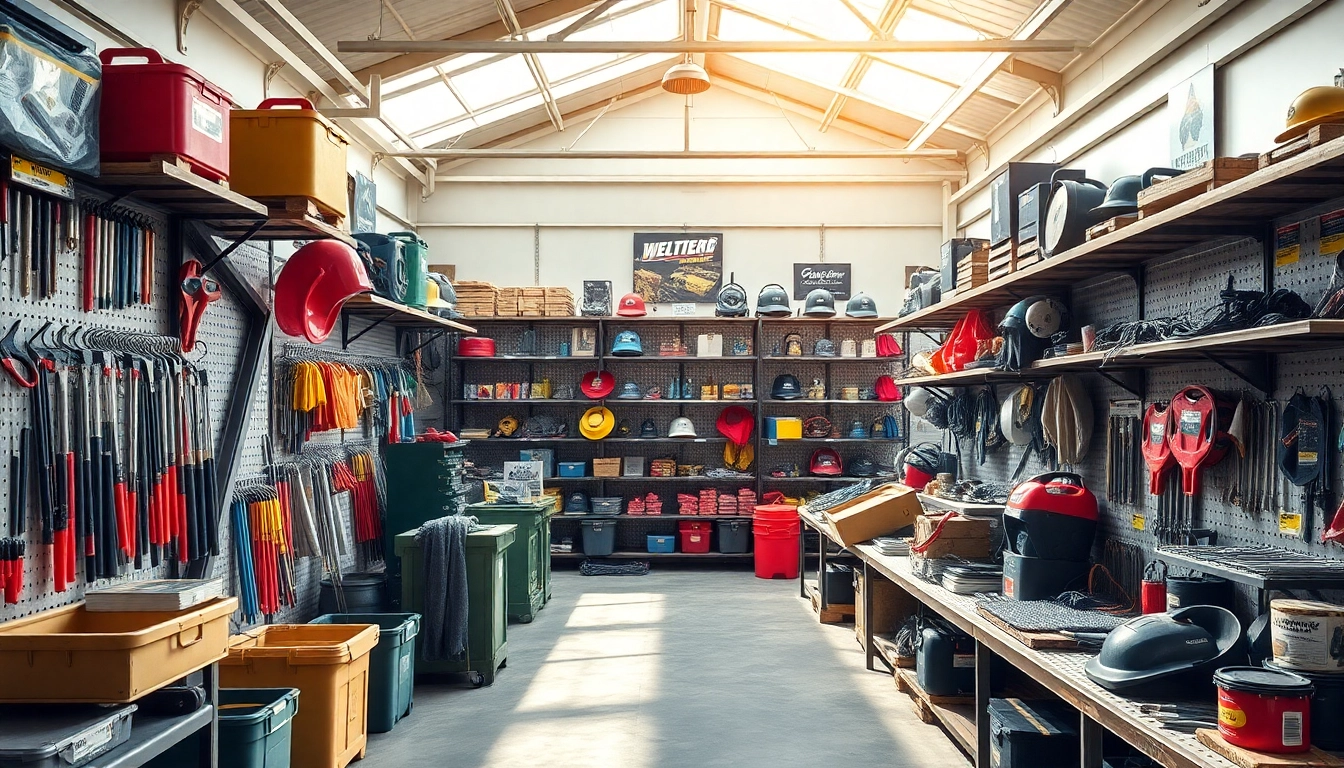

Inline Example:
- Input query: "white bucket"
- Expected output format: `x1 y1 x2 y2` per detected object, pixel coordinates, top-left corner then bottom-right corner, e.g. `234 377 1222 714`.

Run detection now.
1271 599 1344 672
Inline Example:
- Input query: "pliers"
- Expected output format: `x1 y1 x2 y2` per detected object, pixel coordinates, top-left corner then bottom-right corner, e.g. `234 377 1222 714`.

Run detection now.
0 320 36 388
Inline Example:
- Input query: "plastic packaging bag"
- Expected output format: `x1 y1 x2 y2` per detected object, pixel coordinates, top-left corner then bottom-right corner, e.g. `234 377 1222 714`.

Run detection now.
0 0 101 174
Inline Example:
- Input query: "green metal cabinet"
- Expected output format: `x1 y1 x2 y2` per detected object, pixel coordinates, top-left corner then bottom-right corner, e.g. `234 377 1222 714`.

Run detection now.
383 442 471 610
394 524 515 686
466 500 555 623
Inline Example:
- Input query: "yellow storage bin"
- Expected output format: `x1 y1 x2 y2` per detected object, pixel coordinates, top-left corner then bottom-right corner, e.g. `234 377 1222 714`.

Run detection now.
0 596 237 703
221 624 380 768
230 97 349 220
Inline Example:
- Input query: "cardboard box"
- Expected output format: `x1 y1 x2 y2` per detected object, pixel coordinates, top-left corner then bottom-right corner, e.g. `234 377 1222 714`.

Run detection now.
822 483 922 548
913 513 994 559
766 416 803 440
593 458 621 477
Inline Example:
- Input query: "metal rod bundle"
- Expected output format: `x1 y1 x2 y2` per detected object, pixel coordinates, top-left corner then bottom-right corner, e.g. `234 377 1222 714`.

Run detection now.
79 199 155 312
231 477 297 624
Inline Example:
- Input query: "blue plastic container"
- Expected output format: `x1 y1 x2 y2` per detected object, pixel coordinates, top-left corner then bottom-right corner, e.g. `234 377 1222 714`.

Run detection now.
647 535 675 553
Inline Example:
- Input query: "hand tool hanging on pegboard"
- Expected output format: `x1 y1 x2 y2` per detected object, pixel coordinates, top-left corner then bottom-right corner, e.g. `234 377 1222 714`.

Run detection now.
6 181 74 301
1107 400 1141 506
79 200 155 311
1278 388 1333 541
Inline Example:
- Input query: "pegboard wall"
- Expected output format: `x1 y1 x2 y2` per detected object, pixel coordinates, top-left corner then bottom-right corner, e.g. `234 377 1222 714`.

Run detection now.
912 193 1344 609
0 192 274 624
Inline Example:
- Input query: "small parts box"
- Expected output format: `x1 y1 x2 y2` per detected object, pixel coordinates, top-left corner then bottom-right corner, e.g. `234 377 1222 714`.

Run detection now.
558 461 587 478
987 698 1079 768
679 521 712 554
765 417 803 440
230 98 350 219
0 597 237 703
592 458 621 477
0 703 136 768
99 48 231 182
647 535 675 553
590 497 622 516
221 624 380 768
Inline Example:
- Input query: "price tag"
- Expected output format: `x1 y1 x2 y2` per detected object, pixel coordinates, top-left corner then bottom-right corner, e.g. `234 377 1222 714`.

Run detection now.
1279 511 1303 534
672 302 696 316
1131 514 1146 531
10 156 74 199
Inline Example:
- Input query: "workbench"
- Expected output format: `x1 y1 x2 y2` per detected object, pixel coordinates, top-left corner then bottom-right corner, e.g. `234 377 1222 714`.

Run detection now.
797 509 860 620
849 545 1238 768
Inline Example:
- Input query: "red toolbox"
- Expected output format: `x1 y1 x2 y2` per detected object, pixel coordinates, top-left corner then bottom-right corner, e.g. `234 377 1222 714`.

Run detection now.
99 48 231 181
679 520 713 554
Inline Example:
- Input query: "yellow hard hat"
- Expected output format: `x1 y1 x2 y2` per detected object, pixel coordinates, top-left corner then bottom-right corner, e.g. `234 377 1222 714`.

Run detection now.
579 407 615 440
1276 86 1344 144
426 279 452 309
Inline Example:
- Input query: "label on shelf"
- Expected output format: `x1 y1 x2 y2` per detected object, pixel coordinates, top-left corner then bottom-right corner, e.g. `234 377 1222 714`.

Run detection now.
10 156 74 199
672 303 696 316
1275 223 1301 267
1278 511 1303 535
1131 514 1145 531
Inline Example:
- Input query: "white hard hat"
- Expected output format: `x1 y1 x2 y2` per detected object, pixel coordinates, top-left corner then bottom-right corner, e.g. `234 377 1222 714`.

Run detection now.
669 417 697 438
999 385 1034 446
1025 297 1068 339
905 387 933 418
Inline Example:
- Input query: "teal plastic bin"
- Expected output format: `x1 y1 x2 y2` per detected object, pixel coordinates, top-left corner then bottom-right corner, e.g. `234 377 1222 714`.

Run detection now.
389 231 429 308
220 688 300 768
309 612 420 733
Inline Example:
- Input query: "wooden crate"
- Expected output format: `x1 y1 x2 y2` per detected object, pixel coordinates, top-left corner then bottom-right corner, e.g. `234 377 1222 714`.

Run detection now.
955 245 990 292
1086 214 1138 240
1259 123 1344 169
593 458 621 477
1195 729 1344 768
1016 240 1041 270
495 287 520 317
987 240 1014 281
1137 158 1260 218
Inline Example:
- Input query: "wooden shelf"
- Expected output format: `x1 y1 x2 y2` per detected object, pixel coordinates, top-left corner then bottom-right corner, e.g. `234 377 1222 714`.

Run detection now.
554 514 752 520
893 320 1344 388
878 135 1344 332
762 356 896 362
211 200 356 246
342 294 477 332
96 159 267 220
764 399 901 405
765 475 890 483
468 437 730 444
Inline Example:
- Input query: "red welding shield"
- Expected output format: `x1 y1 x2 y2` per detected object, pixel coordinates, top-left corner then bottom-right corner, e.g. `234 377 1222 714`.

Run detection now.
178 259 220 353
275 240 372 344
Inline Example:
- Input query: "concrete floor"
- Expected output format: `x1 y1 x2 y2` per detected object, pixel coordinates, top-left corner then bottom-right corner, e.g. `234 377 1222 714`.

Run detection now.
365 569 969 768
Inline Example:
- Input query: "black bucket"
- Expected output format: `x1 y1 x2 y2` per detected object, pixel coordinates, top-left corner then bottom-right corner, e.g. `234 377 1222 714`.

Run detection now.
320 572 387 614
1165 574 1231 611
1266 660 1344 750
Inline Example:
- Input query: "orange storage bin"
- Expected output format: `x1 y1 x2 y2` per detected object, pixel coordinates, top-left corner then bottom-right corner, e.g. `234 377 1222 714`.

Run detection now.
221 624 380 768
230 98 349 220
0 597 237 703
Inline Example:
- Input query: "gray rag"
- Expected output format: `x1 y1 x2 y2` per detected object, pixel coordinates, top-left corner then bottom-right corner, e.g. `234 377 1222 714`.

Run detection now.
416 515 479 661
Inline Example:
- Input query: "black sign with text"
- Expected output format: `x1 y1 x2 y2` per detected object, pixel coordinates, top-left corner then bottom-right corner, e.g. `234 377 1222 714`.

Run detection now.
793 263 851 300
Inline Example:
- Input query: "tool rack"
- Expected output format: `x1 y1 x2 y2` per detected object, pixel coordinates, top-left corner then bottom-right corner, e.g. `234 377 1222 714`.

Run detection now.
447 315 909 561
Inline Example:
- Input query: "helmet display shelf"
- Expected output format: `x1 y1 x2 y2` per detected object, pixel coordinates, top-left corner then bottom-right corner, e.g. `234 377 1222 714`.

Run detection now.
446 314 907 562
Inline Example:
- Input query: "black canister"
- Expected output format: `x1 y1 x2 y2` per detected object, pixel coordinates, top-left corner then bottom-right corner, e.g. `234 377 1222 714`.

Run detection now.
320 572 387 614
1165 573 1232 611
1266 660 1344 750
917 625 975 696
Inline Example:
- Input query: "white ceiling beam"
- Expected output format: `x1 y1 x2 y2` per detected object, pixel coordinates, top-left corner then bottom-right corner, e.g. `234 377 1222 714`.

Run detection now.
338 39 1088 54
820 0 912 132
394 149 962 159
200 0 428 184
378 0 475 117
904 0 1075 150
494 0 566 131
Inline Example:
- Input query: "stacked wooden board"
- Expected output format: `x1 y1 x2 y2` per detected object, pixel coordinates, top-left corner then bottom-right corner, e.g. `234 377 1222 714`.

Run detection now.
486 286 577 317
455 281 500 316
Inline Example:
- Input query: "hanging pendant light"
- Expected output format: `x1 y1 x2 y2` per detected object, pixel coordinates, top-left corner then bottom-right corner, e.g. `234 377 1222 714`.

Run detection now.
662 57 710 94
662 1 709 95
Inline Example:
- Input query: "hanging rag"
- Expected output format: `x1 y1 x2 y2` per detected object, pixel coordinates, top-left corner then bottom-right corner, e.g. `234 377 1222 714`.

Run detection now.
416 515 480 661
1041 375 1094 465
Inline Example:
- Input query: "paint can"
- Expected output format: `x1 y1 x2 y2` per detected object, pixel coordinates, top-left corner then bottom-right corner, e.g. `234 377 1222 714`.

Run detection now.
1270 599 1344 672
1215 666 1314 753
1265 660 1344 751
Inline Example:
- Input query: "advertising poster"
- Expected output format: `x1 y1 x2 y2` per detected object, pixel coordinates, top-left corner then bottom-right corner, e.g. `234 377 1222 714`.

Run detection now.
633 232 723 303
793 262 852 300
1169 65 1215 171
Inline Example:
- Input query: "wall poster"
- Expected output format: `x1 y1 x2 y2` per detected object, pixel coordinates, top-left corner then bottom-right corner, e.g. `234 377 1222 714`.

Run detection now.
632 232 723 304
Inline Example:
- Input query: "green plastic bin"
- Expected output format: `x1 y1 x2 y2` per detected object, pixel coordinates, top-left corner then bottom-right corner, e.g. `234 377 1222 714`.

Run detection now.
309 613 420 733
389 232 429 308
466 500 555 623
395 524 514 686
145 688 299 768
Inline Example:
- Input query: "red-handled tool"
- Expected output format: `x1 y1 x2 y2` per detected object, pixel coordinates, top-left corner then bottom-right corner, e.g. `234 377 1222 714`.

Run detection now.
0 321 37 389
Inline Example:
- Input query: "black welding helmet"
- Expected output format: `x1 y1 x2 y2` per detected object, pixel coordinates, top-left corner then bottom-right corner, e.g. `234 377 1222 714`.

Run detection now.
1084 605 1244 692
846 292 878 318
716 281 749 317
756 284 791 317
771 373 803 400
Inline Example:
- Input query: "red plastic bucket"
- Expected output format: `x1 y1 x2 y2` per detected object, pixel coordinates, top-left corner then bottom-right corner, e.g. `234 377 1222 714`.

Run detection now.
753 506 800 579
1215 666 1314 753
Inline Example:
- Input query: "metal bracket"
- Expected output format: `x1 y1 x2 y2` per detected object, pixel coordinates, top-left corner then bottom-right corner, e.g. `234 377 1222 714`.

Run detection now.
1200 352 1273 394
913 327 942 345
1129 264 1146 319
320 75 382 119
402 330 447 355
1004 59 1063 116
199 220 267 275
1095 368 1143 398
372 152 386 173
176 0 201 55
263 61 286 98
342 311 394 349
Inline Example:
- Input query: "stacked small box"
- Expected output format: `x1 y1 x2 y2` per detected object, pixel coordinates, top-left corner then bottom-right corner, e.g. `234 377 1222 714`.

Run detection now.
957 242 991 292
544 287 575 316
737 488 757 514
698 489 717 515
644 492 663 516
628 496 645 515
677 493 699 515
454 281 499 316
495 287 520 316
717 494 739 516
650 458 677 477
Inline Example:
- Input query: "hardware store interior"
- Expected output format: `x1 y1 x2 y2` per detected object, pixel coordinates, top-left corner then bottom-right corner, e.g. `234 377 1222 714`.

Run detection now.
14 1 1344 767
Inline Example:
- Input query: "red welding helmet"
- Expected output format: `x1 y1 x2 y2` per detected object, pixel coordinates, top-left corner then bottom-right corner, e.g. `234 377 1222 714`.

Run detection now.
875 375 902 402
716 405 754 446
457 337 497 357
809 447 843 476
616 292 648 317
275 240 372 344
580 370 616 399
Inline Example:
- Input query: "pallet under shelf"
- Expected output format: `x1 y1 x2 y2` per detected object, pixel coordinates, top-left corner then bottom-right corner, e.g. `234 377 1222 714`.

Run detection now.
894 667 977 758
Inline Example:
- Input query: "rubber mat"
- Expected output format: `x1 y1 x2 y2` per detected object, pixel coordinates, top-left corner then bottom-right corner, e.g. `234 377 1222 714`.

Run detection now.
977 598 1130 633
